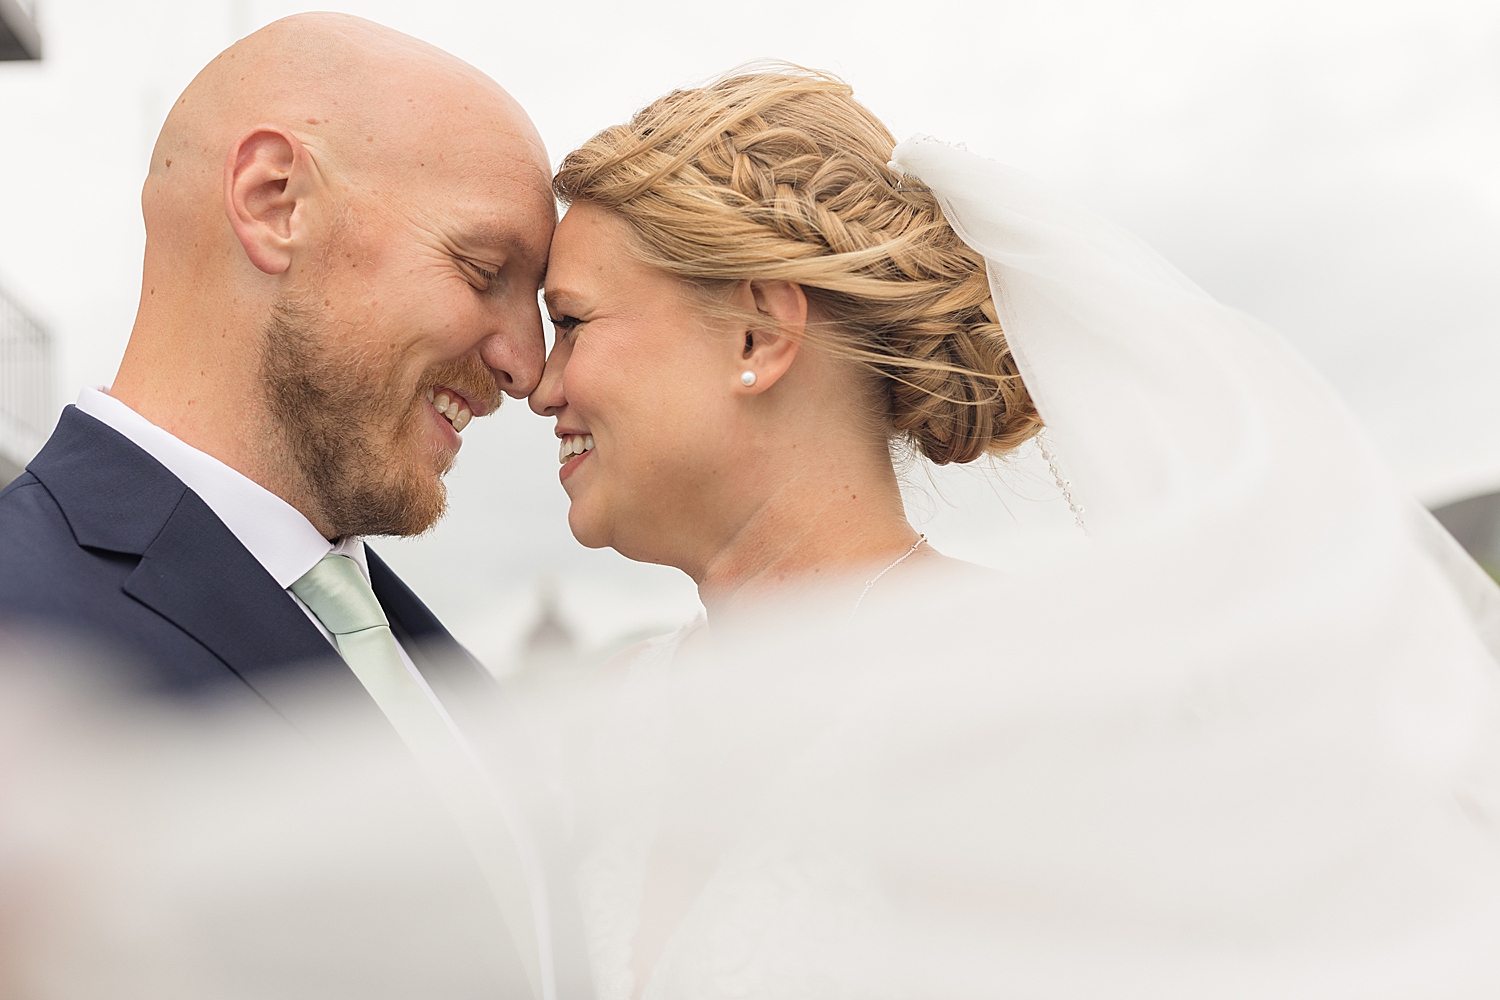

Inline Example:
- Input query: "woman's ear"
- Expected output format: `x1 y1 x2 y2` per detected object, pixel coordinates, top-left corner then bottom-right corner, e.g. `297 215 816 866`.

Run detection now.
223 125 315 276
734 279 806 393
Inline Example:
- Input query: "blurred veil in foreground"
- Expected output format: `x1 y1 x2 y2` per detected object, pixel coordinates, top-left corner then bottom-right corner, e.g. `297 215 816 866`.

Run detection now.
6 139 1500 997
0 632 541 999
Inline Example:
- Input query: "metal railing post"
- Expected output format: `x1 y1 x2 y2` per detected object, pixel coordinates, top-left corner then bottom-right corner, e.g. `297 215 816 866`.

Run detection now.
0 284 55 484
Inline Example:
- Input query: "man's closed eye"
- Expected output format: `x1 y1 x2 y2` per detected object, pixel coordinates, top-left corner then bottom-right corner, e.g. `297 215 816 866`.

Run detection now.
459 257 500 290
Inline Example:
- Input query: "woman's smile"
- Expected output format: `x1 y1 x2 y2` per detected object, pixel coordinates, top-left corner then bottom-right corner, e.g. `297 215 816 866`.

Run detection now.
558 431 595 481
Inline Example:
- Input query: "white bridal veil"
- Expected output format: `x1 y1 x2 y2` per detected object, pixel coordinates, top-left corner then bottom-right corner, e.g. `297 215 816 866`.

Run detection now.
6 140 1500 999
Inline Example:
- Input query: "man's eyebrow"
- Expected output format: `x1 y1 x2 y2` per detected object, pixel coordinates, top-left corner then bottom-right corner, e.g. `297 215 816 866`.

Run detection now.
451 224 526 257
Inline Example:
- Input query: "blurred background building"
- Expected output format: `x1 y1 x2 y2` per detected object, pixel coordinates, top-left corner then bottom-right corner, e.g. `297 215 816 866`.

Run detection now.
519 578 577 670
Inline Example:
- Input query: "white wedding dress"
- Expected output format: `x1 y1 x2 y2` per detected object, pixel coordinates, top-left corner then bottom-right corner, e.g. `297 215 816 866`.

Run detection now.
524 138 1500 999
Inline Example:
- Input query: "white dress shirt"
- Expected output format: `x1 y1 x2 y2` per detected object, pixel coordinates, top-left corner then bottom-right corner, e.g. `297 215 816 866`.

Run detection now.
75 386 446 706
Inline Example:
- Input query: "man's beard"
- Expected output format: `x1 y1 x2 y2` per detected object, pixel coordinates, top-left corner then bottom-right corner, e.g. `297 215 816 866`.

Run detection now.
260 298 479 539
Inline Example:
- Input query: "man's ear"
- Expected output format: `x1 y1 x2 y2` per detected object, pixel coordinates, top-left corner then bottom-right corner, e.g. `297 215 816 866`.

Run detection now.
735 280 807 394
223 126 313 276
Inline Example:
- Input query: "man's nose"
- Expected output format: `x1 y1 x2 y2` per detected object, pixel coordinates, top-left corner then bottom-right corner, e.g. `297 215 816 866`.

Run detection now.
479 317 545 399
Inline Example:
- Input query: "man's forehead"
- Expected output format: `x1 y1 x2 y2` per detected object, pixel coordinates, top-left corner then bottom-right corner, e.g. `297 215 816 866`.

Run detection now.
435 188 556 255
370 115 550 214
386 104 550 183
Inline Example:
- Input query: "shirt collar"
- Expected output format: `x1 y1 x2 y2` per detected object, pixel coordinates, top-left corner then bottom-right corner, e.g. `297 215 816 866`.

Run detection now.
75 387 368 588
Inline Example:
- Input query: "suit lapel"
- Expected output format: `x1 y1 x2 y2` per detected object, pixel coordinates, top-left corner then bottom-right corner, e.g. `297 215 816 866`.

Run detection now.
34 408 433 731
369 546 486 672
368 547 462 644
29 408 375 727
367 545 501 717
122 487 379 726
30 405 191 552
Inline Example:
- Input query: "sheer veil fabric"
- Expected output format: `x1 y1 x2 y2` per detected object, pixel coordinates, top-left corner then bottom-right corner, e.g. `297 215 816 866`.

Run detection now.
527 137 1500 999
891 134 1500 654
14 143 1500 998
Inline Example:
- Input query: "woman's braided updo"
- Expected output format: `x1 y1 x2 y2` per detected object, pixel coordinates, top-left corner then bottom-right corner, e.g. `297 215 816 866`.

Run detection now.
553 67 1041 464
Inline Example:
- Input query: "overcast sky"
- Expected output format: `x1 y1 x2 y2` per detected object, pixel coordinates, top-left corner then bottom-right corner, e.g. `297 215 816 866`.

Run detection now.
2 0 1497 666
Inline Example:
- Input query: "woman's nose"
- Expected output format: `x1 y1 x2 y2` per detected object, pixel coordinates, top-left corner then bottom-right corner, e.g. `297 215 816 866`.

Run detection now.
528 342 569 416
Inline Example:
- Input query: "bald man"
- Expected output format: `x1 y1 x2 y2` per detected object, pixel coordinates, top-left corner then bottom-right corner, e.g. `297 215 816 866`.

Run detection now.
0 14 549 696
0 13 575 997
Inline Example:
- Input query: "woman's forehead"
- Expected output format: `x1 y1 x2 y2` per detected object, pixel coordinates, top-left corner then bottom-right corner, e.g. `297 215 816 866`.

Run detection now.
546 206 662 299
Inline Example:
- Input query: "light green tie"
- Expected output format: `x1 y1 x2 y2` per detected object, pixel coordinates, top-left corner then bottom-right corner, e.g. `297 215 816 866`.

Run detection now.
289 553 453 751
291 554 550 1000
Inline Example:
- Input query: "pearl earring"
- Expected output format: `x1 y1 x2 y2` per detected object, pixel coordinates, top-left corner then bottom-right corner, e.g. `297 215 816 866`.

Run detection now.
740 370 757 387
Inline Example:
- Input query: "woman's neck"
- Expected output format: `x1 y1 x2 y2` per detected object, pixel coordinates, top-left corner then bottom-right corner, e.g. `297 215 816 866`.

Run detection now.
693 458 922 621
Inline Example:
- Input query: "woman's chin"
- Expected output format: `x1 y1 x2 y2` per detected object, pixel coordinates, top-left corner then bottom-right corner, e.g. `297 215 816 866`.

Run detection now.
566 506 611 551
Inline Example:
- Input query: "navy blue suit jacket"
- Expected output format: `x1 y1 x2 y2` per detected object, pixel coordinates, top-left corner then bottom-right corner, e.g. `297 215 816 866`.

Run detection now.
0 405 486 725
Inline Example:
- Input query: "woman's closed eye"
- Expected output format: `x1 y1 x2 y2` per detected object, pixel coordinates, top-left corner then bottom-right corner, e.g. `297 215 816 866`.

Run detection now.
550 315 583 338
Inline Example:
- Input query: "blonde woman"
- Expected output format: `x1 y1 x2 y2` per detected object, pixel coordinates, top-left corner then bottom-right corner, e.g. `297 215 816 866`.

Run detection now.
522 69 1500 999
529 71 1039 623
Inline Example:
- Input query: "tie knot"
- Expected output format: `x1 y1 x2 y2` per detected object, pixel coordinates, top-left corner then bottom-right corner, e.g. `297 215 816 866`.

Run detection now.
290 553 389 635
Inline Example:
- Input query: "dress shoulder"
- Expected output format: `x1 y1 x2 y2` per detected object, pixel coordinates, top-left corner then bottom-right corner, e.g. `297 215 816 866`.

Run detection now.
602 613 707 673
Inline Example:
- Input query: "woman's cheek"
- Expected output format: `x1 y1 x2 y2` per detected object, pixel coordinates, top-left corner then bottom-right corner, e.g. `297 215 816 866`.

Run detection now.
571 341 618 415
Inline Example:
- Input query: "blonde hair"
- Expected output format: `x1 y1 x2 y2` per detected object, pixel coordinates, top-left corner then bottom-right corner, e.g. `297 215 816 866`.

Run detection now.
553 67 1040 464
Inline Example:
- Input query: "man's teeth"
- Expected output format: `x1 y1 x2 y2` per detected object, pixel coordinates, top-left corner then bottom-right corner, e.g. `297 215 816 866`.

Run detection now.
426 387 472 432
558 434 595 463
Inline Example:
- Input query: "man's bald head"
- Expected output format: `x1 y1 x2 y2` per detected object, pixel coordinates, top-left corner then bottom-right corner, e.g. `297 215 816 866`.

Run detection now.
113 14 555 540
144 13 547 251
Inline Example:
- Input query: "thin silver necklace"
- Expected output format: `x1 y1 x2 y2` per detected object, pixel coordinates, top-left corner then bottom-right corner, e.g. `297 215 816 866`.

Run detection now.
851 534 927 615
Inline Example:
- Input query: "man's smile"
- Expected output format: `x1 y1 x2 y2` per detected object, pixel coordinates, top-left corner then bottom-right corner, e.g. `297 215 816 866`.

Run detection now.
426 385 475 432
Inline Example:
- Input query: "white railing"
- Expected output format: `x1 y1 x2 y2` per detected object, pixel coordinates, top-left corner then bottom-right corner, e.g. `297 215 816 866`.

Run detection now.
0 283 54 472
